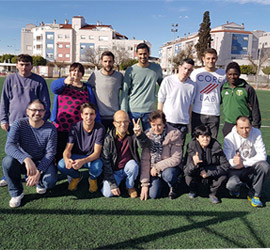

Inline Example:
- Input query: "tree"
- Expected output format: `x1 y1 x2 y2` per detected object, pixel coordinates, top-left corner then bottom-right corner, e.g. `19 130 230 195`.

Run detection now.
172 44 194 70
111 47 130 71
53 60 68 77
195 11 212 65
262 66 270 83
0 54 15 63
83 47 101 70
32 55 47 66
11 56 17 64
248 48 270 83
240 65 256 75
120 59 138 71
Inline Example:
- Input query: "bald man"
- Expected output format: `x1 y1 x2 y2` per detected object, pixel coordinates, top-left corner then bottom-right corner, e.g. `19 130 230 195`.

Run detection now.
101 110 140 198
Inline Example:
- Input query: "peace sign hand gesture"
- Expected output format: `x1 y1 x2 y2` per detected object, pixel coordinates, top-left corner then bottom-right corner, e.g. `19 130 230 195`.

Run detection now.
133 118 142 136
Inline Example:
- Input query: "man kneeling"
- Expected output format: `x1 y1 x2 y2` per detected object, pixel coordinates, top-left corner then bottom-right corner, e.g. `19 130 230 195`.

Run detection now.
57 103 105 192
101 110 139 198
224 116 269 207
2 99 57 208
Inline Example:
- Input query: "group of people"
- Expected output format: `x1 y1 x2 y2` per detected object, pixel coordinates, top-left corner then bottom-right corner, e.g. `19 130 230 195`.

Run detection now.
0 43 269 208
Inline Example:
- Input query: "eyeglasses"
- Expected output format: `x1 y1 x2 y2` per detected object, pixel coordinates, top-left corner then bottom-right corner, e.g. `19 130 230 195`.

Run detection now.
28 108 45 113
114 121 129 125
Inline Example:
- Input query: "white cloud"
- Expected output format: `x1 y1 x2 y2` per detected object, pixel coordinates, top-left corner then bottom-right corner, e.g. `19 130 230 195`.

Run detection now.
178 15 189 19
223 0 270 4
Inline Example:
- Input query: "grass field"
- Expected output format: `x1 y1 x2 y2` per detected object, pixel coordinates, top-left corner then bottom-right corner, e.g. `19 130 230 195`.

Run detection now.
0 76 270 249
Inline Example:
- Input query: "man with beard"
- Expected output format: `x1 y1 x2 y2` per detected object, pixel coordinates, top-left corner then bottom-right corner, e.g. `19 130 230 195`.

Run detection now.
88 51 123 132
121 43 163 131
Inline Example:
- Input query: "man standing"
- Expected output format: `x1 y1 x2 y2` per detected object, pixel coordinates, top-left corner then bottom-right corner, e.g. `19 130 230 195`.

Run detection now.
121 43 163 131
2 100 57 208
88 51 123 132
224 116 269 207
101 110 140 198
0 54 51 186
190 48 226 138
57 102 105 192
158 58 195 144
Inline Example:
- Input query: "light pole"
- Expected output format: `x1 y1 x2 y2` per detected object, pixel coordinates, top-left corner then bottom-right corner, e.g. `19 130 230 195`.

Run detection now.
170 23 178 74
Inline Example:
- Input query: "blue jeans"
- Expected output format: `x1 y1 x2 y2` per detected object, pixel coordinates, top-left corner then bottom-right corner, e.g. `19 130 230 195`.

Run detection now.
57 154 103 180
101 159 139 197
2 155 57 197
149 167 180 199
129 112 151 131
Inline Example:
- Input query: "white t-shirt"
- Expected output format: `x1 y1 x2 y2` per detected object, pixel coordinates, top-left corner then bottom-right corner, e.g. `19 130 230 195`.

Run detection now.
158 74 196 124
190 67 226 116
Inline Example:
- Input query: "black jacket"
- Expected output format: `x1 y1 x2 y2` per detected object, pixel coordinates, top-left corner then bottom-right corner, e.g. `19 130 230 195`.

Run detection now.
184 138 230 178
101 128 140 189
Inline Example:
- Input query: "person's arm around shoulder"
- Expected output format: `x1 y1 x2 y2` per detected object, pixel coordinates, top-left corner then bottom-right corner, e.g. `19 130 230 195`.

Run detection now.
120 67 132 111
140 147 151 201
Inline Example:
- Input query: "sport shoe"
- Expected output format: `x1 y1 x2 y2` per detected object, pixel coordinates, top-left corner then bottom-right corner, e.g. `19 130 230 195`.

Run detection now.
0 176 8 187
9 193 24 208
247 194 263 207
188 192 197 199
36 186 47 194
88 177 98 193
68 174 83 191
168 187 178 200
209 194 220 204
127 188 138 198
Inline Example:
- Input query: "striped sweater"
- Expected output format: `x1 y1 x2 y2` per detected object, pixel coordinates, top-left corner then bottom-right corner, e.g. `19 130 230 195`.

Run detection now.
5 118 57 172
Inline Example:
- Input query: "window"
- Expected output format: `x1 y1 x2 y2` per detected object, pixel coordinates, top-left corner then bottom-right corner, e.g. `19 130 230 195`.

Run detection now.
81 35 86 39
89 35 94 40
58 53 63 58
47 44 53 49
65 44 70 48
65 34 70 39
99 36 108 41
233 36 238 40
231 46 237 51
58 34 63 38
66 54 70 58
46 34 54 40
242 47 248 51
26 45 32 51
58 44 63 48
80 45 86 49
99 46 108 51
46 53 53 58
243 36 249 41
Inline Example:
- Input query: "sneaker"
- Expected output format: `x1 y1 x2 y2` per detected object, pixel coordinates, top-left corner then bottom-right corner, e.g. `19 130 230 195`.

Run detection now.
188 192 197 199
68 174 82 191
0 176 8 187
127 188 138 198
209 194 220 204
229 191 240 197
36 186 47 194
88 177 98 193
168 187 178 200
247 194 263 207
9 193 24 208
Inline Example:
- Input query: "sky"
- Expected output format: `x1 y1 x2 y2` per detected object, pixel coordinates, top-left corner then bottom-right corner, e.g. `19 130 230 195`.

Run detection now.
0 0 270 57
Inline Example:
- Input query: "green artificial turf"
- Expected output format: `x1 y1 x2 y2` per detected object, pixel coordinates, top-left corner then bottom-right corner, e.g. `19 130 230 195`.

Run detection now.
0 77 270 249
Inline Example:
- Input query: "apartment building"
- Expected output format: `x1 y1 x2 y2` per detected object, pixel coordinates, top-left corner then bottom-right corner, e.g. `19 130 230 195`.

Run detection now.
159 22 263 73
21 16 150 63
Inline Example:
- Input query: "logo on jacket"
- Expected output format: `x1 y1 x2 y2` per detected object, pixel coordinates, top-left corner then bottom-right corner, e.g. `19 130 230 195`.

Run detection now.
236 90 243 96
225 91 229 95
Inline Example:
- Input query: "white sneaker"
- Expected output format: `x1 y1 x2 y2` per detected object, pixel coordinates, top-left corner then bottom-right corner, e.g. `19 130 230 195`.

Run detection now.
9 193 24 208
36 186 47 194
0 178 8 187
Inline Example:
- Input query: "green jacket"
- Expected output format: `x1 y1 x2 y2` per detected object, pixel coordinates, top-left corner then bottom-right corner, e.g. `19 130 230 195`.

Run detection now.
221 78 261 127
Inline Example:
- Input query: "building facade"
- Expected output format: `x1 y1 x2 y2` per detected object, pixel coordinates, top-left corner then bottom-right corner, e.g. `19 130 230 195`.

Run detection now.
160 22 264 73
21 16 150 64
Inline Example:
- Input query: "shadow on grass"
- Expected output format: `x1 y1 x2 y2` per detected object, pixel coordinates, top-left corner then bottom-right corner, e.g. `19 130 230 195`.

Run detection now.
0 208 259 248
